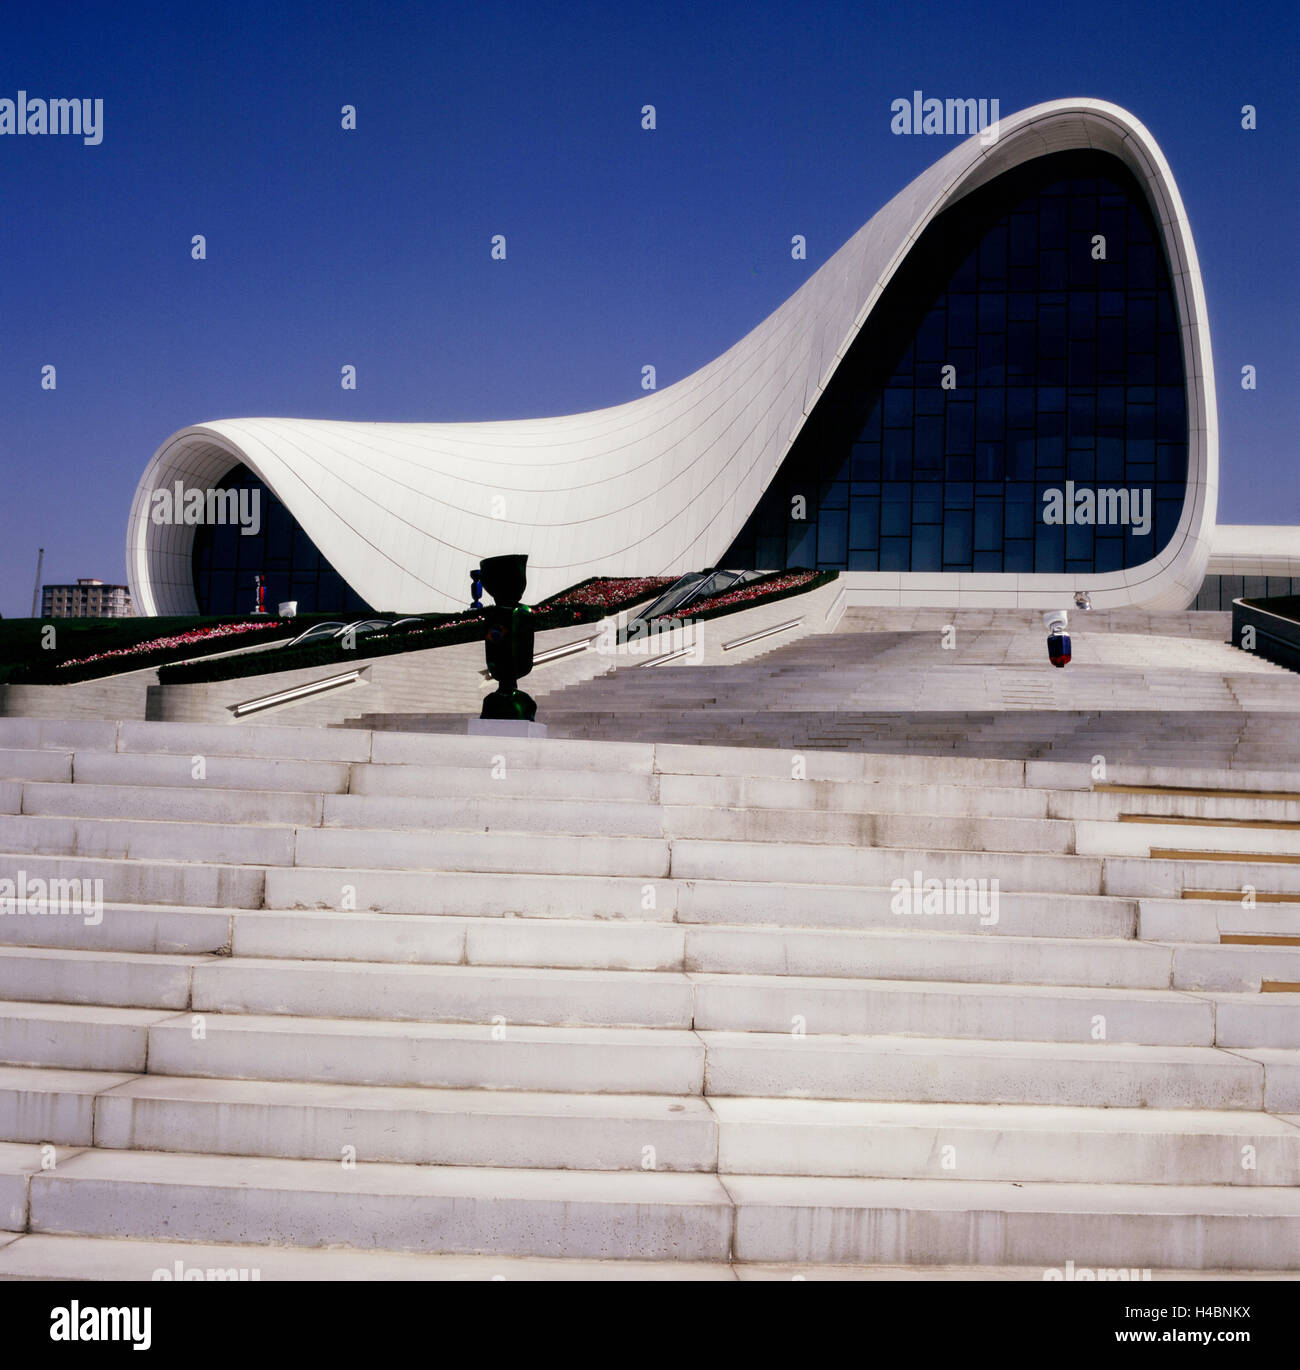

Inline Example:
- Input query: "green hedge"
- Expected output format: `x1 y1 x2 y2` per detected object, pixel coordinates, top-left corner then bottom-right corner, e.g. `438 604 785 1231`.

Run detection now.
1 615 342 686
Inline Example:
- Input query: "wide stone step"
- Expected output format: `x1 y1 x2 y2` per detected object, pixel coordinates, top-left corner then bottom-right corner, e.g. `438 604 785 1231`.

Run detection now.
671 839 1103 893
1107 854 1300 898
135 1009 1269 1108
725 1174 1300 1267
0 901 1175 987
146 1013 705 1094
701 1032 1266 1109
19 780 325 827
0 814 297 868
662 806 1076 853
0 903 233 956
0 750 72 783
351 761 658 803
189 958 695 1028
69 750 354 796
0 947 200 1010
1091 819 1300 859
0 852 264 910
1138 898 1300 943
0 1002 173 1073
0 816 672 878
4 1066 1294 1186
1211 995 1300 1049
265 865 1138 935
711 1097 1300 1185
3 1232 1293 1280
0 1067 717 1170
13 1145 1300 1266
16 1146 735 1260
687 972 1213 1044
1170 944 1300 992
657 773 1048 818
128 955 1223 1043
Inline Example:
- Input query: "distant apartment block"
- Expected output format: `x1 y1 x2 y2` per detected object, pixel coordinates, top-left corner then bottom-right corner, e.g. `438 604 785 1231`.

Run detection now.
41 578 134 619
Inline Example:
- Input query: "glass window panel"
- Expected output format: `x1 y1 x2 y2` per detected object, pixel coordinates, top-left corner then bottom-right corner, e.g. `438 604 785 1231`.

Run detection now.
978 294 1006 333
1004 540 1034 573
1038 306 1067 356
944 481 974 509
1040 251 1068 290
1156 444 1186 482
916 310 947 361
879 538 910 571
912 524 941 568
1009 214 1037 266
821 480 849 510
947 294 977 346
1009 435 1037 479
849 497 879 549
915 416 944 468
945 454 974 482
884 388 913 427
1008 292 1036 320
946 403 974 453
975 443 1004 481
1038 356 1068 386
1007 319 1037 378
979 226 1007 279
883 429 913 479
786 523 816 564
1068 336 1096 386
1007 388 1035 428
857 400 882 440
1068 394 1096 440
881 500 911 537
818 509 848 564
1098 387 1124 428
943 510 973 566
1034 523 1065 572
851 444 881 481
974 501 1002 550
976 390 1005 439
1069 292 1097 336
1126 403 1155 440
977 333 1006 385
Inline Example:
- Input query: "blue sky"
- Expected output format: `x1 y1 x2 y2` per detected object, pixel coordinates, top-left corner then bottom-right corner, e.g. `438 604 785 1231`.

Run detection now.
1 0 1295 617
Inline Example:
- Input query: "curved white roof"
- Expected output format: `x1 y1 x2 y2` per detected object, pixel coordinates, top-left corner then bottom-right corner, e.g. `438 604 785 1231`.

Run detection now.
128 98 1217 614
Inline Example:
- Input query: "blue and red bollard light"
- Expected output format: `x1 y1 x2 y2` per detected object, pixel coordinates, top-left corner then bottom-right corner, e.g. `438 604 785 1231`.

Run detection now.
1044 610 1072 667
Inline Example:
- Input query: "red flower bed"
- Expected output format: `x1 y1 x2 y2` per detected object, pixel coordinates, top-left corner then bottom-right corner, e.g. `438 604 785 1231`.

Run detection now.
662 571 819 618
542 577 675 612
56 619 281 670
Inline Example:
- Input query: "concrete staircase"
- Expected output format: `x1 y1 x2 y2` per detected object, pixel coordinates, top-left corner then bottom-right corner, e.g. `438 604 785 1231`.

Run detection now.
508 609 1300 768
0 716 1297 1278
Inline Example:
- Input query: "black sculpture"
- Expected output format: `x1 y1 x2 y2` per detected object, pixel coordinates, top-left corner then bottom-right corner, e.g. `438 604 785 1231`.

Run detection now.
476 554 537 721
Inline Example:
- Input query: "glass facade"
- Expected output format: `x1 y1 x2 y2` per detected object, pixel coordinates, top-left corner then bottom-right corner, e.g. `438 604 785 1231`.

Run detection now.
724 150 1189 575
191 464 374 615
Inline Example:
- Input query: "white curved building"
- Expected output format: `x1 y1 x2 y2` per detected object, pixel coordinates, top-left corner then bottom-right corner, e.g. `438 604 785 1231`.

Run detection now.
128 98 1223 617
